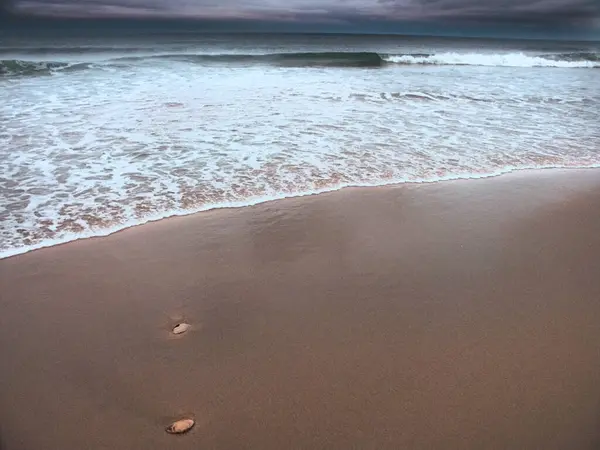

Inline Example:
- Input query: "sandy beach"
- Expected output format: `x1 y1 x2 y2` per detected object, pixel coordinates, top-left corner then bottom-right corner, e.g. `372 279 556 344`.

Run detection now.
1 169 600 449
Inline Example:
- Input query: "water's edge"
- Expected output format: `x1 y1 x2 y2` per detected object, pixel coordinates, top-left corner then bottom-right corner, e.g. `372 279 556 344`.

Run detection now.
3 164 599 261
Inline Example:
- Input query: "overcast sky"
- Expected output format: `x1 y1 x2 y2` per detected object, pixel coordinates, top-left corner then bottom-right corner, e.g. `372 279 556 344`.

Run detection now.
3 0 600 38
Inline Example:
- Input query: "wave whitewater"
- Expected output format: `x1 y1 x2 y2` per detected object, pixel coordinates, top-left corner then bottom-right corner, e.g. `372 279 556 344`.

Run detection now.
2 50 599 76
2 165 600 261
385 52 600 68
0 60 92 76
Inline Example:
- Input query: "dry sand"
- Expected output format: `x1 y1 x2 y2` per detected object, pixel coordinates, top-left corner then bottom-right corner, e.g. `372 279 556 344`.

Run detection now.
1 169 600 449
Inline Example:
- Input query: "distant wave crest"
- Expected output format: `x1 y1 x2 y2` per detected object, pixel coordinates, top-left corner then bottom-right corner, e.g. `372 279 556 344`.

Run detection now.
120 50 600 68
0 59 91 76
124 51 388 67
1 50 598 77
384 51 600 68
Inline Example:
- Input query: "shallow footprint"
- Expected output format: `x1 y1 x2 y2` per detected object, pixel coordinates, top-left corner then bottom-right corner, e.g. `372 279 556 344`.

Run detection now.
172 322 191 335
166 418 195 434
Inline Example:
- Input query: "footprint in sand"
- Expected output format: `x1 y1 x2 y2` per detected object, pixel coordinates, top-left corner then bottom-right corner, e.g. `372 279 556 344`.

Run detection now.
172 322 191 335
166 418 195 434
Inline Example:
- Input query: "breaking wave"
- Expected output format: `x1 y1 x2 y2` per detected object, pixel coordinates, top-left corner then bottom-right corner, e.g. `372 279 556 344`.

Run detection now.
122 50 600 68
2 50 598 77
0 59 91 76
384 51 600 68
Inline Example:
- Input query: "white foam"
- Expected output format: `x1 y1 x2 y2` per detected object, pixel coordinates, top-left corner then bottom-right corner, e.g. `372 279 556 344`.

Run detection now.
385 52 599 68
2 60 600 259
2 163 599 260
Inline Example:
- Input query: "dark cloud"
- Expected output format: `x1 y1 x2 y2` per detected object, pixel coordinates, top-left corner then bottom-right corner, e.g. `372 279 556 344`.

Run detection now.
1 0 14 16
10 0 600 28
393 0 600 25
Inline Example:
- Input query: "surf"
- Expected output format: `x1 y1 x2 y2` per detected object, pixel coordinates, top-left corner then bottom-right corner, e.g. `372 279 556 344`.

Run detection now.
0 59 91 76
123 51 600 68
383 51 600 68
2 51 598 77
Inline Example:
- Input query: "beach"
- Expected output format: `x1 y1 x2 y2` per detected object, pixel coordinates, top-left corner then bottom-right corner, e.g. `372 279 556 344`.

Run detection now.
1 168 600 449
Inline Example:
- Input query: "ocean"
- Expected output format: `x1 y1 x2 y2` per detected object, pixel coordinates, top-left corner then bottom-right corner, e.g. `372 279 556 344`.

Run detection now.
1 33 599 258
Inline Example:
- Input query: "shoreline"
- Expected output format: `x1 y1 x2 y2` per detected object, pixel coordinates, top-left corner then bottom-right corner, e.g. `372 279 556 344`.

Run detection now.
2 165 599 260
2 167 600 449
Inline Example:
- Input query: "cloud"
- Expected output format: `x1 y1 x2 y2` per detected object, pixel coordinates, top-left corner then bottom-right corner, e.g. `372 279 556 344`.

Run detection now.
11 0 600 27
1 0 15 16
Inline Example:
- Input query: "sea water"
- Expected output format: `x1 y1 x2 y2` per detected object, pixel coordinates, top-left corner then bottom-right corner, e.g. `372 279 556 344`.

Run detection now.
1 33 599 257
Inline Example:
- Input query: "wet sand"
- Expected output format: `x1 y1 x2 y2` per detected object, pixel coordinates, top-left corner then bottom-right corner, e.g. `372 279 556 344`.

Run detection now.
1 169 600 449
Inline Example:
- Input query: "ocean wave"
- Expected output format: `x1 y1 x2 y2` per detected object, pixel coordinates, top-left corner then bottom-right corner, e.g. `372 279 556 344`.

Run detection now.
3 51 598 77
383 52 600 68
0 59 91 77
549 52 600 62
2 165 598 260
125 51 600 68
119 51 388 67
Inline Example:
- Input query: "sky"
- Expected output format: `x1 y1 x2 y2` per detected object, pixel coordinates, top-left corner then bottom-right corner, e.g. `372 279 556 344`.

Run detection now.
1 0 600 39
